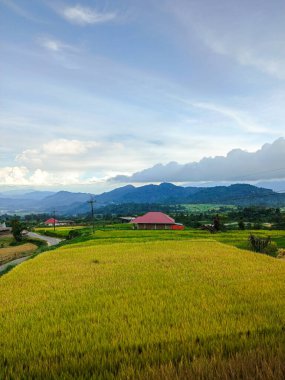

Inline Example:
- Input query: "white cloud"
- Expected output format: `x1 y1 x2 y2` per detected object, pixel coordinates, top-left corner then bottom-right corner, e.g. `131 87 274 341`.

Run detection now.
61 5 116 25
111 137 285 183
38 37 73 52
0 166 86 186
42 139 98 155
0 166 29 185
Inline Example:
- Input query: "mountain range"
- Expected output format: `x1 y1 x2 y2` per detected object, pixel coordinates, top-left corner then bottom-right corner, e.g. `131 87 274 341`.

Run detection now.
0 183 285 216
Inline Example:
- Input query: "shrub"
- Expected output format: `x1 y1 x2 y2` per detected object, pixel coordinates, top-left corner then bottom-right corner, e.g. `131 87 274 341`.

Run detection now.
238 220 245 230
67 230 82 240
263 242 278 257
248 234 271 253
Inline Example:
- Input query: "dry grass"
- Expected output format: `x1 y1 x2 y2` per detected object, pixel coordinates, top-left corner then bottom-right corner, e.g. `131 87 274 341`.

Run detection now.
0 243 37 264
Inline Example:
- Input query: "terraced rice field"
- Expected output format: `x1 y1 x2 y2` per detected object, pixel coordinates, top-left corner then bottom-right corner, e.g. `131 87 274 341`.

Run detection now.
0 237 285 379
0 243 37 265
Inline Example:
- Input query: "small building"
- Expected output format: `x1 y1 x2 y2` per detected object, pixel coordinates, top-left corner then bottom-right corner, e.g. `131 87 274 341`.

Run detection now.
44 218 75 227
119 216 135 224
0 222 11 234
131 212 184 230
44 218 59 226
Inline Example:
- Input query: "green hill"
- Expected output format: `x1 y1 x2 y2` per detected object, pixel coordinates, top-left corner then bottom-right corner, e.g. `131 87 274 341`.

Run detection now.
1 237 285 379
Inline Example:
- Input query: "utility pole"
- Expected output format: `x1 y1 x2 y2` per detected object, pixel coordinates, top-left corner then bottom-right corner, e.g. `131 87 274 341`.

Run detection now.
88 197 96 233
53 209 56 231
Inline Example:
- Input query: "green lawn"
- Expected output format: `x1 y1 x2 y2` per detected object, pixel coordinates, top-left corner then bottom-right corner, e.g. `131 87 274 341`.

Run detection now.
1 236 285 379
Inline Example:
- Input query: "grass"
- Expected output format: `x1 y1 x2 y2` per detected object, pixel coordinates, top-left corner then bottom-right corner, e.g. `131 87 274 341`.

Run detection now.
0 242 38 265
0 235 14 248
0 237 285 379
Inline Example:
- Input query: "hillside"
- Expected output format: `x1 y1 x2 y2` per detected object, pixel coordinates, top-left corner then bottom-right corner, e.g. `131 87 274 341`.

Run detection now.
1 183 285 214
1 237 285 379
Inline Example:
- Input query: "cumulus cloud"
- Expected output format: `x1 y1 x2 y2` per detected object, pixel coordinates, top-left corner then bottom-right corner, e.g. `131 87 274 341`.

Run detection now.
0 166 90 187
111 138 285 183
60 5 116 25
17 139 99 165
42 139 98 155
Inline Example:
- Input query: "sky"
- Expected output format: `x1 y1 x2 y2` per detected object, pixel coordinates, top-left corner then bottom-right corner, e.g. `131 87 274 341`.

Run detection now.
1 0 285 192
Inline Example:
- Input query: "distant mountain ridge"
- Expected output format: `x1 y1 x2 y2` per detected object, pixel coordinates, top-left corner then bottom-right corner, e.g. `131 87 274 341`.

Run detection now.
0 183 285 215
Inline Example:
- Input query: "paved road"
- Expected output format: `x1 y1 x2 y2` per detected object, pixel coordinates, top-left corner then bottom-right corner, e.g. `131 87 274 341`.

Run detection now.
0 256 30 274
0 232 63 274
27 231 63 246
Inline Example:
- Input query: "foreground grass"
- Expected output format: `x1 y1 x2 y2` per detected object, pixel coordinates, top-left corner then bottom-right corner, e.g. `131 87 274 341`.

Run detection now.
0 239 285 379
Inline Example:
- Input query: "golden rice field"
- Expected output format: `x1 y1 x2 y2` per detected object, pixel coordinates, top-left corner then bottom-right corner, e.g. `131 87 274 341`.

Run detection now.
0 239 285 379
0 243 37 265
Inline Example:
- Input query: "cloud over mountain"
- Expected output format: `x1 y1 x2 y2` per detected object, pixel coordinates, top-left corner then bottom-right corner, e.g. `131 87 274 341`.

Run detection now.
111 138 285 183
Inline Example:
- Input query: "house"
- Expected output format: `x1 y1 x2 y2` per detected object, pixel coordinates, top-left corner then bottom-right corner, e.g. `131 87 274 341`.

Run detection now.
44 218 75 227
44 218 59 226
0 222 11 234
131 212 184 230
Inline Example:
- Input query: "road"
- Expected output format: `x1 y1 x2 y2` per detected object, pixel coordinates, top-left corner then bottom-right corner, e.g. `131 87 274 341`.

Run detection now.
27 231 63 246
0 232 63 274
0 256 31 274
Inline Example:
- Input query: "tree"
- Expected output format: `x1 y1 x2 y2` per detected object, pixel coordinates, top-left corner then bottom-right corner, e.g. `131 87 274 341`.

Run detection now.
11 218 25 242
213 214 221 231
238 220 245 230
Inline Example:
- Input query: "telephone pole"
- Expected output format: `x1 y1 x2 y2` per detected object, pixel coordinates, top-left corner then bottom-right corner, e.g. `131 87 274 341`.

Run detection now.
88 197 96 233
53 209 56 231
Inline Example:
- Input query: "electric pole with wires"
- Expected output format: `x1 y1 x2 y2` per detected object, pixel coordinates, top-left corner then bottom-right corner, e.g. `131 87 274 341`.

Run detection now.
88 197 96 233
53 209 56 231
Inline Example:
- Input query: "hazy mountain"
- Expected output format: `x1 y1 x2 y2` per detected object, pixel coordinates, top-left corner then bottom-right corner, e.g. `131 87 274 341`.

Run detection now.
40 191 94 211
1 183 285 215
255 180 285 193
52 183 285 215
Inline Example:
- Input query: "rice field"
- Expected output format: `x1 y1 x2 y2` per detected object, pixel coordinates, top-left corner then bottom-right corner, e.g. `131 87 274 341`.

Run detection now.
36 226 285 249
1 238 285 379
0 242 37 265
35 225 86 238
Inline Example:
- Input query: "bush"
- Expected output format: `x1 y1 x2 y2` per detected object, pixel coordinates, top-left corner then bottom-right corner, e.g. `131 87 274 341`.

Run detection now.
248 234 278 257
248 234 271 253
238 220 245 230
67 230 82 240
263 242 278 257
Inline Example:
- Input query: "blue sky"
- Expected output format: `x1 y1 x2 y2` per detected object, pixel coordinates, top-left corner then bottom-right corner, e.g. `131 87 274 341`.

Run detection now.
1 0 285 191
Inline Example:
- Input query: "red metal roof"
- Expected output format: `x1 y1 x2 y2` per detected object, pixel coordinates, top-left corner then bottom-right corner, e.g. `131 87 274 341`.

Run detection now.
45 218 58 224
132 212 175 224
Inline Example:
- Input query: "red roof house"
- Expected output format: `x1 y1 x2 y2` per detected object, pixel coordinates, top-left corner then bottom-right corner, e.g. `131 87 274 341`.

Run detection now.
131 212 184 230
44 218 58 226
